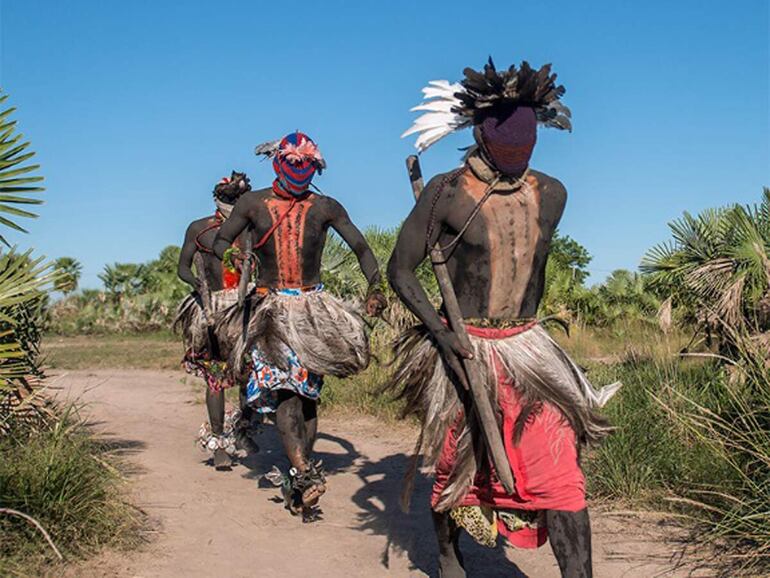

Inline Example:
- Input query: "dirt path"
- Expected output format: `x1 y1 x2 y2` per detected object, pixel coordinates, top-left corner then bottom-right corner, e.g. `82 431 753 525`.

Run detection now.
55 369 704 578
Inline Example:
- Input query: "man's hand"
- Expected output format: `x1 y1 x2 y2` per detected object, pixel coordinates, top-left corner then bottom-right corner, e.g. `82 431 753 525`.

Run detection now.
434 328 473 383
223 247 249 274
365 291 387 317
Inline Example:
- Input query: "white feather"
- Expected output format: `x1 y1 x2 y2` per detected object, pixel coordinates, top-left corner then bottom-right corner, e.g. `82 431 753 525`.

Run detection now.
410 100 457 113
402 80 469 152
415 126 454 151
403 112 458 132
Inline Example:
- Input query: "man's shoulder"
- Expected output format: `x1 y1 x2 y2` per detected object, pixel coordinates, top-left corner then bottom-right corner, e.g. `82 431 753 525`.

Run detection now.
426 166 467 188
529 169 566 193
242 188 273 201
232 188 272 211
529 169 567 226
311 193 346 213
187 215 216 231
422 166 468 203
530 169 567 203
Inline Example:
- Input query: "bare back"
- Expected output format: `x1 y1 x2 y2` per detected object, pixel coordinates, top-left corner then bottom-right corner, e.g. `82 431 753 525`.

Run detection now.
213 188 381 290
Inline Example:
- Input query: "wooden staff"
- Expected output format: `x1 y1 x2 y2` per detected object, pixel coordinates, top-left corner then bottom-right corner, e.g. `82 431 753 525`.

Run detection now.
406 155 515 495
238 227 255 307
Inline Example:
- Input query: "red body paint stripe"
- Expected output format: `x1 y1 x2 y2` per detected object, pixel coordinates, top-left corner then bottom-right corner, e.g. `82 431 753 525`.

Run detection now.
265 197 312 287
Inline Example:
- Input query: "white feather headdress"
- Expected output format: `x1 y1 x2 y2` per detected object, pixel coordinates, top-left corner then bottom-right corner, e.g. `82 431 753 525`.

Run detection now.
402 59 572 153
400 81 471 153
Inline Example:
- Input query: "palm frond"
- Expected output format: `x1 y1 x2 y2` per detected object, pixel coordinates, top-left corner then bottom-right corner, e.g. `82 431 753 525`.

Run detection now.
0 249 57 392
642 189 770 338
0 91 44 246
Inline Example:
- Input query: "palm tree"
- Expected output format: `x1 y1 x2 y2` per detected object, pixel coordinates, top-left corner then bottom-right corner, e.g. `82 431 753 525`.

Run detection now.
53 257 82 295
642 188 770 337
144 245 187 301
596 269 660 326
0 91 53 399
99 263 149 299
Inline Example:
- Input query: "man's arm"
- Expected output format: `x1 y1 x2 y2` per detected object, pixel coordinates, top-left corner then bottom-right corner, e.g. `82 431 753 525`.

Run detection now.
213 195 252 260
329 200 386 315
387 177 472 374
329 200 381 287
387 177 446 335
177 222 201 290
533 175 568 307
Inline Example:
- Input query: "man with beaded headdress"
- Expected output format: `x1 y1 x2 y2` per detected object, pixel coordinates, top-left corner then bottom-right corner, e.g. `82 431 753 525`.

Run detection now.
176 171 256 470
213 132 386 519
386 59 620 577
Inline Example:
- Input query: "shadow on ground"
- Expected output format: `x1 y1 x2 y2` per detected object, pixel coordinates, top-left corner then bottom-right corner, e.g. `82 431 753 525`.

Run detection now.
87 421 149 477
352 453 529 578
236 423 361 482
228 422 529 577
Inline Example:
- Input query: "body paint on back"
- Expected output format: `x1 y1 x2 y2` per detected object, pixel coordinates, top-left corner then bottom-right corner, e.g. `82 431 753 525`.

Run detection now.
264 196 314 287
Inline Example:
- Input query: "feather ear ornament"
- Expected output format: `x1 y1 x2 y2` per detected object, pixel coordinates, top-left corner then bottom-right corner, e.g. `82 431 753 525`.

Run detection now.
254 140 281 159
402 58 572 152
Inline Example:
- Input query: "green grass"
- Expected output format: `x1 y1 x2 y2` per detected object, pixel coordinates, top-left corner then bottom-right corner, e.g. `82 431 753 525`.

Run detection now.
584 356 736 504
321 363 404 421
43 331 182 370
551 321 690 363
0 404 141 576
581 345 770 575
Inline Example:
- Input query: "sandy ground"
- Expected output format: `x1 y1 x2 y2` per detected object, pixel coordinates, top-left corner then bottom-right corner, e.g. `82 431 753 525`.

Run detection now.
54 369 708 578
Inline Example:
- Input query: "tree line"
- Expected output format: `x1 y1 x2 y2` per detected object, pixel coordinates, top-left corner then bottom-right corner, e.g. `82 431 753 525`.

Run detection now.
49 187 770 344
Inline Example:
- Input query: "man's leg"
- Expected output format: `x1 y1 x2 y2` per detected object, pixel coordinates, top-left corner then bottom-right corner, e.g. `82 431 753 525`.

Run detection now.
275 391 309 471
235 385 259 453
205 388 231 470
546 508 593 578
432 510 465 578
301 397 318 460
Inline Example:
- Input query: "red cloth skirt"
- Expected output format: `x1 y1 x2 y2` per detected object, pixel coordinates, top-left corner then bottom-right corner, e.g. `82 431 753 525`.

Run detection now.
431 323 586 548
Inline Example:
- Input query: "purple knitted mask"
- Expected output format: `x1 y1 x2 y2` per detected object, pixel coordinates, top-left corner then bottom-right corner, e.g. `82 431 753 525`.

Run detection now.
479 106 537 175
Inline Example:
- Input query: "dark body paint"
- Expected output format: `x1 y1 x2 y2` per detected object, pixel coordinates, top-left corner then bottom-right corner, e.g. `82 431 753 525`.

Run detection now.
212 187 381 477
178 214 245 292
213 188 381 290
387 163 593 577
388 166 565 324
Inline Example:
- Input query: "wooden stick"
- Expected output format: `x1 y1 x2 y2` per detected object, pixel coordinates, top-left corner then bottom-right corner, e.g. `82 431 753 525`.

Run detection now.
406 155 515 494
238 227 255 307
0 508 64 561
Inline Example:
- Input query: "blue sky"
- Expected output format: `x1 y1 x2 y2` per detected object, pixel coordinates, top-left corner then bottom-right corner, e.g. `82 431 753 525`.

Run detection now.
0 0 767 288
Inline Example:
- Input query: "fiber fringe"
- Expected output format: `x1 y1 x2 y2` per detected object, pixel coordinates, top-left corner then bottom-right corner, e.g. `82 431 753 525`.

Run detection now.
384 323 621 511
217 289 370 382
173 289 240 358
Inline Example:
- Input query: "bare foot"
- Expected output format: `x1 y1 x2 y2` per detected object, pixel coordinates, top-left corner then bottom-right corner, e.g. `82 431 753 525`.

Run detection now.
301 481 326 508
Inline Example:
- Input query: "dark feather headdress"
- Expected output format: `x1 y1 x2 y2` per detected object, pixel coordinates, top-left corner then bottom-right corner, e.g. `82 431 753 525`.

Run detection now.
402 58 571 152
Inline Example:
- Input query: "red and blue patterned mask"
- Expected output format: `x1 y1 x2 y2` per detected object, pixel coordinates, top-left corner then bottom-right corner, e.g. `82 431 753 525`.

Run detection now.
272 132 324 197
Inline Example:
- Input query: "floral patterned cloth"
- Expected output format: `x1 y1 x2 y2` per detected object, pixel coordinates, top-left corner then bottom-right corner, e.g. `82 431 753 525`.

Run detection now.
183 350 235 392
245 345 323 413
